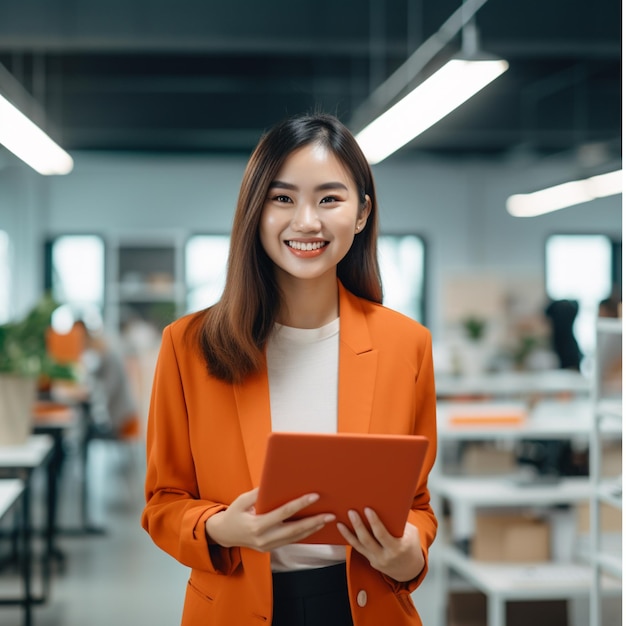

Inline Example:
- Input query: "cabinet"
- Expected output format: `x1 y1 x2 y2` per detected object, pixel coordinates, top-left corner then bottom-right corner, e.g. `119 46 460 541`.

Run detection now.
105 237 186 335
589 317 622 626
431 388 621 626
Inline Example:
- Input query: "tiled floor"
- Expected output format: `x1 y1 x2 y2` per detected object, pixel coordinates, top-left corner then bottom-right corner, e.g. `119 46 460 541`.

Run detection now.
0 437 620 626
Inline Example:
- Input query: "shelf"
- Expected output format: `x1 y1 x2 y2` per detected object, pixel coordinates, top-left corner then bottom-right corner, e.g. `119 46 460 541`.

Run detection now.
436 369 590 398
595 399 622 422
432 475 592 508
597 482 622 509
589 317 623 626
432 476 592 540
115 284 180 302
442 545 621 598
591 552 622 579
596 318 623 335
437 398 608 440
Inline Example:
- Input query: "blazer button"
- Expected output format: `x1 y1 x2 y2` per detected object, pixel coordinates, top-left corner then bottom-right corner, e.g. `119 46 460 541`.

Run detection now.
356 589 368 607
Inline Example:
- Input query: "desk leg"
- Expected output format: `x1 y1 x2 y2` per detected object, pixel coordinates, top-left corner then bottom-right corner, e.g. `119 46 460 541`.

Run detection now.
45 430 66 572
79 406 106 535
487 594 506 626
20 480 32 626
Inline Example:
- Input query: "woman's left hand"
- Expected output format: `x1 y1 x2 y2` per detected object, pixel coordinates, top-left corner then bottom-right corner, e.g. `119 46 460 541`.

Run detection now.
337 508 424 582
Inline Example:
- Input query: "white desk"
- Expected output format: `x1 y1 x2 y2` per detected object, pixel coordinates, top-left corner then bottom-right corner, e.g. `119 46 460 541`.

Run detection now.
0 435 55 625
0 478 24 513
0 434 55 469
436 370 590 398
0 478 30 626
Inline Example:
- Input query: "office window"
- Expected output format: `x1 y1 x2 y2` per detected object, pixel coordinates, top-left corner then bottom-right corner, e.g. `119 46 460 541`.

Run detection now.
46 235 106 326
185 235 230 313
379 235 426 323
0 230 10 324
545 234 614 356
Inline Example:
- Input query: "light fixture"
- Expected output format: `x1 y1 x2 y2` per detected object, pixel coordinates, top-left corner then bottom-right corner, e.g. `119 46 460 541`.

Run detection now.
355 57 508 165
506 169 622 217
0 93 73 175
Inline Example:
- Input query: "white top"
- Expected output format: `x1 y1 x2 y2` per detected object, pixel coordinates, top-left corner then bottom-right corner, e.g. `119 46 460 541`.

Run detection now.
266 318 346 572
267 318 339 434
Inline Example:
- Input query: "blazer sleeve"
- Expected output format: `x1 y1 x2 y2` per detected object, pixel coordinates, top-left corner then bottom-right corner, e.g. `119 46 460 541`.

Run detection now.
411 329 438 582
141 324 241 575
386 328 438 593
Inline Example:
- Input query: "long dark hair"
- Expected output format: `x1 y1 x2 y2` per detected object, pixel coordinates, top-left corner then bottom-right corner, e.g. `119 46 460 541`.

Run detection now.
190 113 382 383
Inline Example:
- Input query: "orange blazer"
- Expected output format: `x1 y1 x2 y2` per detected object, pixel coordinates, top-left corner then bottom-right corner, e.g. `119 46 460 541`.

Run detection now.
142 282 438 626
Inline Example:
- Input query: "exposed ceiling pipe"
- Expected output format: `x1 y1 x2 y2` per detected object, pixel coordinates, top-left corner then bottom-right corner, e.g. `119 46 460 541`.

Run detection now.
350 0 491 132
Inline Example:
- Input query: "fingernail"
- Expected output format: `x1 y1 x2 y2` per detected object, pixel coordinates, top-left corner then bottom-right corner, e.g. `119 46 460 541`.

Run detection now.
323 514 336 523
308 493 320 503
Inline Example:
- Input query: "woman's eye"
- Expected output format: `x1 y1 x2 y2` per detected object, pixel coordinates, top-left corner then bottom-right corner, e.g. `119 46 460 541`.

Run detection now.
320 196 339 204
272 195 292 203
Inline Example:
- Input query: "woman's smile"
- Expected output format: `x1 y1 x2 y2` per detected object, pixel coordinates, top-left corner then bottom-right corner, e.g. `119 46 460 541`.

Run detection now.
286 239 329 256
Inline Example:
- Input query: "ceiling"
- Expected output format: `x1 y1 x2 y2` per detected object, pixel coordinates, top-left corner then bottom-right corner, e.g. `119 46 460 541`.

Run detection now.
0 0 622 164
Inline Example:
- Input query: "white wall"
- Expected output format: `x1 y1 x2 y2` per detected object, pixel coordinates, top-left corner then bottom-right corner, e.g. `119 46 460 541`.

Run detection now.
0 165 51 318
0 150 621 338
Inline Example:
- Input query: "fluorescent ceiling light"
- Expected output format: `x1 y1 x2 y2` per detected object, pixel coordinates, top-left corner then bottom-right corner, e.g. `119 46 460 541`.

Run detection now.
0 93 73 175
355 58 508 165
506 170 622 217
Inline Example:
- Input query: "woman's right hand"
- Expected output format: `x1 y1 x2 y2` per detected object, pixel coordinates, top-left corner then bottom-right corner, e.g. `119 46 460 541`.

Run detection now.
205 487 335 552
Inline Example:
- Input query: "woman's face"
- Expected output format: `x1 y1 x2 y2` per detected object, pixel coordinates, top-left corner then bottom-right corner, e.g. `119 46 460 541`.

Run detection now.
259 142 370 286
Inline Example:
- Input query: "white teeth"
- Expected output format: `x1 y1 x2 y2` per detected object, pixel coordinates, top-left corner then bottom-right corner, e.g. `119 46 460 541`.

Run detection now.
288 241 325 251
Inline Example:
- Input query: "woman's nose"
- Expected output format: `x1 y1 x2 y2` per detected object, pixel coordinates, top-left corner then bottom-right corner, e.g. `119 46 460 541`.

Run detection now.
292 202 321 232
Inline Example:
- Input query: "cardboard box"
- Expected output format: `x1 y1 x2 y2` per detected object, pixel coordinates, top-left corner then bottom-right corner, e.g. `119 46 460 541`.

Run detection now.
577 501 622 533
601 441 622 477
472 513 550 562
462 442 517 475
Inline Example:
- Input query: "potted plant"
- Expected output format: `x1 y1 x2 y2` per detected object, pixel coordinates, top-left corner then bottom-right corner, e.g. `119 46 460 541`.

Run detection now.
458 315 491 376
0 293 76 444
462 315 487 342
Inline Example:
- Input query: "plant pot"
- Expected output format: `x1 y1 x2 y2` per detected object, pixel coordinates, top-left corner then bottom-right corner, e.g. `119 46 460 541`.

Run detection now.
0 374 36 445
458 340 492 376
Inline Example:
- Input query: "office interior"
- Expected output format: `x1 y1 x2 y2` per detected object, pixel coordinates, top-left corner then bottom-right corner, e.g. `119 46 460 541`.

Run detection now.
0 1 622 625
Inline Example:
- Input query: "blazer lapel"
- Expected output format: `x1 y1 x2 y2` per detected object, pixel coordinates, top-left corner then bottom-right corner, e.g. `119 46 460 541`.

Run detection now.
337 282 378 434
234 282 377 484
234 359 272 486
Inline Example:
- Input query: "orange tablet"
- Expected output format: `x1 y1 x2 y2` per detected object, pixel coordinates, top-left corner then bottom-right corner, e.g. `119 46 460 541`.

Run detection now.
256 432 429 545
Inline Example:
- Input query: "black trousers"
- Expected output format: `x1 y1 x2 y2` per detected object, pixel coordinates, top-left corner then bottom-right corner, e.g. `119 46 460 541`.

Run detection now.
272 563 354 626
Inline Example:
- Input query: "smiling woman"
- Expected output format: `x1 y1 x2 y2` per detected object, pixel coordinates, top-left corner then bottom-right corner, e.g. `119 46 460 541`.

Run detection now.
141 113 438 626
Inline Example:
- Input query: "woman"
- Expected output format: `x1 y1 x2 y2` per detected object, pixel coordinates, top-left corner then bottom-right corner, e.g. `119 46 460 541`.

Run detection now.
142 113 437 626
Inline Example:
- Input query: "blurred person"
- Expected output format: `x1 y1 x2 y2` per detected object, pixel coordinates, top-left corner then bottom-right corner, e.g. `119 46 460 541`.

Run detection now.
141 113 437 626
76 320 140 439
544 299 582 371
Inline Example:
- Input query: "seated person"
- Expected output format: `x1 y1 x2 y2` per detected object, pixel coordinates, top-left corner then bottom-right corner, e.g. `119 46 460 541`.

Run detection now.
75 320 140 440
